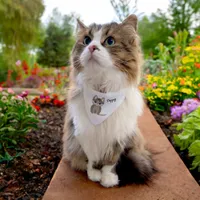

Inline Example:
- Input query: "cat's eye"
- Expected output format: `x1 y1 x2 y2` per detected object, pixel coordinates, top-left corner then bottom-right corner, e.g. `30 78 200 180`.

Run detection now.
83 36 92 45
105 36 115 46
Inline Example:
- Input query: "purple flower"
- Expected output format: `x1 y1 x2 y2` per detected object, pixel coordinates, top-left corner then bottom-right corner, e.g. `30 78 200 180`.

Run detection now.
40 95 45 99
171 99 200 120
170 106 183 119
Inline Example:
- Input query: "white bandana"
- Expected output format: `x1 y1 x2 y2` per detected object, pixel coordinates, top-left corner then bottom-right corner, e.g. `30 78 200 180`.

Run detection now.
83 86 126 125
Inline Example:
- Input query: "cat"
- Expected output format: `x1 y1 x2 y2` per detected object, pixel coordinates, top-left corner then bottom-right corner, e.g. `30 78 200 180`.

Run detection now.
90 95 105 115
62 14 156 188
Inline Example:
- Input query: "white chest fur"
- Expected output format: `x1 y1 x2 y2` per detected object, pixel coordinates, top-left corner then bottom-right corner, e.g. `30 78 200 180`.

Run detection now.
68 87 143 162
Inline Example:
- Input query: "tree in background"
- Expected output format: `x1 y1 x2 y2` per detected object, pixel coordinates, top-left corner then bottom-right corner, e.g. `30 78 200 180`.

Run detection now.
0 0 45 67
138 11 172 55
110 0 140 22
168 0 200 33
110 0 200 56
37 9 75 68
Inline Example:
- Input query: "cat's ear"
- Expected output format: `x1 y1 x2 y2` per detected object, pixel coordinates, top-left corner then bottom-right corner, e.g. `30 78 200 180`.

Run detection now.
76 18 87 31
122 14 138 31
93 95 98 100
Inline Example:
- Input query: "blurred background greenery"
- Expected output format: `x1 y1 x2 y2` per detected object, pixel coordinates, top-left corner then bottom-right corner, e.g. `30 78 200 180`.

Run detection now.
0 0 199 86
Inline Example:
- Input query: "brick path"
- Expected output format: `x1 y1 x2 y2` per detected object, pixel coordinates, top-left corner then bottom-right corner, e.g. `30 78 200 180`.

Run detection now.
43 106 200 200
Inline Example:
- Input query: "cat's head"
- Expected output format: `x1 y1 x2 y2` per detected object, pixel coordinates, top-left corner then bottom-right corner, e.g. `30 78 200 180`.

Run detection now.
71 15 143 86
93 95 105 106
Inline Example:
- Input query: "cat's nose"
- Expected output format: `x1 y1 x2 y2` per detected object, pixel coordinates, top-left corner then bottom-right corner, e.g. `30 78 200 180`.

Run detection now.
89 45 97 53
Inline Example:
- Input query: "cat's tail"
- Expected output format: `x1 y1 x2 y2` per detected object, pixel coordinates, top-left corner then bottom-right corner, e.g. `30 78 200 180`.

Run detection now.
115 150 157 186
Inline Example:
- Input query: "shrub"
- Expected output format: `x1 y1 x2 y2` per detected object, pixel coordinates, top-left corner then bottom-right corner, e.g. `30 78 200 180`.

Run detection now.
0 88 39 162
174 107 200 171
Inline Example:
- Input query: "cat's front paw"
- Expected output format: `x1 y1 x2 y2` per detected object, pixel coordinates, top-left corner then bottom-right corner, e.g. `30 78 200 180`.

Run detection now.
87 169 101 182
101 172 119 188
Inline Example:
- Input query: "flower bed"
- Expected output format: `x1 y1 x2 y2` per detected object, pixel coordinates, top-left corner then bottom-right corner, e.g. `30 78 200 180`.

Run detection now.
0 88 66 199
142 34 200 184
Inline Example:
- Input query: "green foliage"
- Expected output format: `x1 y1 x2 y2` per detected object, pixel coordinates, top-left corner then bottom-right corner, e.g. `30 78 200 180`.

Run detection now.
139 0 200 55
138 14 172 55
37 9 75 68
168 0 200 32
154 30 189 75
0 90 39 162
110 0 139 22
174 107 200 171
0 0 45 68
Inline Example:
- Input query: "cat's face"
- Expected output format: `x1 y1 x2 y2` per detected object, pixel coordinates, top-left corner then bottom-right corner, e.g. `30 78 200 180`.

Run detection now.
71 15 142 84
93 95 105 106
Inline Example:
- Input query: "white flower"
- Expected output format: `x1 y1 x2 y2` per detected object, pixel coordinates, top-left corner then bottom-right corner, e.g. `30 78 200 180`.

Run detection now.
1 96 7 102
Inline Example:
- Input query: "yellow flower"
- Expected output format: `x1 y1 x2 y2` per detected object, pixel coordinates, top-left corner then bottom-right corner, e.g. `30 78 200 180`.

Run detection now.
182 56 194 64
167 85 178 91
180 88 193 95
185 81 192 86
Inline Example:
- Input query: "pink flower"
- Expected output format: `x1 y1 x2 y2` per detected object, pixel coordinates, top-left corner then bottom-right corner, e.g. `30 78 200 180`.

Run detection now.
16 95 23 100
20 91 29 98
15 60 22 66
0 87 3 92
7 88 15 94
152 83 157 88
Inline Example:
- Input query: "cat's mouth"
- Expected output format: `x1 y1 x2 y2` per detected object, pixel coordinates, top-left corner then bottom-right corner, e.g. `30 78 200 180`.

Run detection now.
88 54 100 65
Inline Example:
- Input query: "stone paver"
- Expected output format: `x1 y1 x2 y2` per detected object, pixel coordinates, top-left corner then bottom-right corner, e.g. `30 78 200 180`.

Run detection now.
43 106 200 200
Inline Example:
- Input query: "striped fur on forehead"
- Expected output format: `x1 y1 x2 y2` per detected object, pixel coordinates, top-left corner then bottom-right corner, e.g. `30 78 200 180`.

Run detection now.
88 23 102 36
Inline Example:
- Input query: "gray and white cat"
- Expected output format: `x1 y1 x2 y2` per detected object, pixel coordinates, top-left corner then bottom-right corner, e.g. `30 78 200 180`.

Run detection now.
62 15 155 188
90 95 105 115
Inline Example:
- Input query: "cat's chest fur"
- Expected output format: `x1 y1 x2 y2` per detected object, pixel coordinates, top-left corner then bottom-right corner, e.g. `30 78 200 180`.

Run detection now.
68 86 143 162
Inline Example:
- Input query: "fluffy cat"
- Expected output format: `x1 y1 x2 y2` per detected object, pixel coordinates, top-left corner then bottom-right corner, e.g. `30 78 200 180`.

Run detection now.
62 14 155 188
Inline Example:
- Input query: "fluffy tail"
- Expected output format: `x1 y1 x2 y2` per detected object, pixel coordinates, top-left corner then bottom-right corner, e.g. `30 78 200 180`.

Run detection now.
115 150 156 186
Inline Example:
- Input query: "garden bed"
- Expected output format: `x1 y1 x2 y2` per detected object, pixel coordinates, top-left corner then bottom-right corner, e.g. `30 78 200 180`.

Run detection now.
0 106 65 200
150 109 200 185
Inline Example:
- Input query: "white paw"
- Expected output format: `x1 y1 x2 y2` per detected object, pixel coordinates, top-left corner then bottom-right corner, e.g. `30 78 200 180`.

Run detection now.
101 172 119 188
87 169 102 182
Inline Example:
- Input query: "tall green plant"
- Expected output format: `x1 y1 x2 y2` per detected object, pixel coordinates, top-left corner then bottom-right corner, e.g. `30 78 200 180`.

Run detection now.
154 30 189 75
0 90 39 162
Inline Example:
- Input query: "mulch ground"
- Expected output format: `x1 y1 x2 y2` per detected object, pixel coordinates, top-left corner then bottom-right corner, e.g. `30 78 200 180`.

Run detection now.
0 106 66 200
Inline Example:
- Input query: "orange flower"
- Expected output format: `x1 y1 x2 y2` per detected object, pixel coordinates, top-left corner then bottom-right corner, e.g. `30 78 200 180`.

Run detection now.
55 79 61 85
138 86 145 91
180 79 185 85
31 103 40 111
45 98 51 103
198 83 200 87
52 94 58 99
40 98 46 104
182 68 187 72
194 63 200 69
